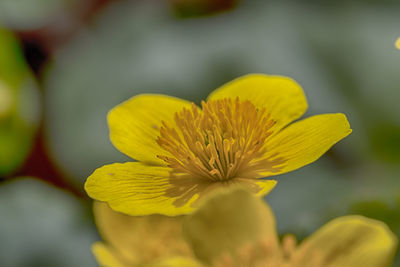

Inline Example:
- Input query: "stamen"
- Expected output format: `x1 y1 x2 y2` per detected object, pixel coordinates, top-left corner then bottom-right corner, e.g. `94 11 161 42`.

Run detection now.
157 98 276 181
282 234 297 259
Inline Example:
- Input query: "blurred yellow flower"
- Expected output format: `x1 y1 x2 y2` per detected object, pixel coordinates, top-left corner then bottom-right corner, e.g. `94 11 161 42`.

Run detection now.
85 74 351 216
91 201 199 267
184 189 398 267
396 37 400 50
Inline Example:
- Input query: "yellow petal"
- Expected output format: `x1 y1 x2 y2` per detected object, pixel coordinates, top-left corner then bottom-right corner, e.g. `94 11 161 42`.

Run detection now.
108 94 193 165
86 162 273 216
207 74 308 132
147 257 203 267
85 162 209 216
395 37 400 50
233 178 277 197
256 113 352 177
92 242 125 267
92 242 200 267
93 202 192 265
183 188 281 264
293 215 398 267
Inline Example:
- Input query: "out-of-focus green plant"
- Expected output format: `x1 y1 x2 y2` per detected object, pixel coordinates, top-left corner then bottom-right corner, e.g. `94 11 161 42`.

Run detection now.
169 0 238 18
0 80 12 118
0 27 40 176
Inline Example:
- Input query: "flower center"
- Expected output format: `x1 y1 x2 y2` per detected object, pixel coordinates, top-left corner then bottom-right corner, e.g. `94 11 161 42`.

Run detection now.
157 98 275 181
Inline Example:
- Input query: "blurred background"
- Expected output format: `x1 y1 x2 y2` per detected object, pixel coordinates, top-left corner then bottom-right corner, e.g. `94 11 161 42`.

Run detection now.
0 0 399 266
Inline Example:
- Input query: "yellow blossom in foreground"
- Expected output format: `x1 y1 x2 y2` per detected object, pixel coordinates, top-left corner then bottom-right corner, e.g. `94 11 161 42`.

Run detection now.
85 74 351 216
91 201 198 267
396 37 400 50
183 189 398 267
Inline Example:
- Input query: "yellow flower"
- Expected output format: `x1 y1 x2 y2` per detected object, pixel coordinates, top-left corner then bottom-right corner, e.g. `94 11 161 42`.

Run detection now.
85 74 351 216
396 37 400 50
91 201 199 267
184 189 398 267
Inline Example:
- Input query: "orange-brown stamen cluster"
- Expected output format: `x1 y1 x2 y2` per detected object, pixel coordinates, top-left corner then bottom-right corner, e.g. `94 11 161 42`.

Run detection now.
157 98 275 181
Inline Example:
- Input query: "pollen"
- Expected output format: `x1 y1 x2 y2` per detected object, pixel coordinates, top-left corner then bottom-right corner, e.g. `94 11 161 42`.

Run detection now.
156 98 275 182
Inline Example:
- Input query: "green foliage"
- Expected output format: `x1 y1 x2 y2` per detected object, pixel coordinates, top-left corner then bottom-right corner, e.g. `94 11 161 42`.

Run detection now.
370 121 400 164
0 28 40 176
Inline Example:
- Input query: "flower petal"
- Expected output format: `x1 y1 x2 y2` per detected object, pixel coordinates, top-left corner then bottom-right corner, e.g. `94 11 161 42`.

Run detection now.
92 243 200 267
207 74 308 131
256 113 352 177
92 242 125 267
108 94 193 165
233 178 277 197
93 201 192 265
183 188 281 265
86 162 227 216
293 215 398 266
147 257 203 267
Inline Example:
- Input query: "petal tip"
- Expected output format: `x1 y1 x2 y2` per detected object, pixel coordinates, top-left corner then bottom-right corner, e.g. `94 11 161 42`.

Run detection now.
84 168 107 202
257 179 278 196
335 113 353 136
335 215 398 251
